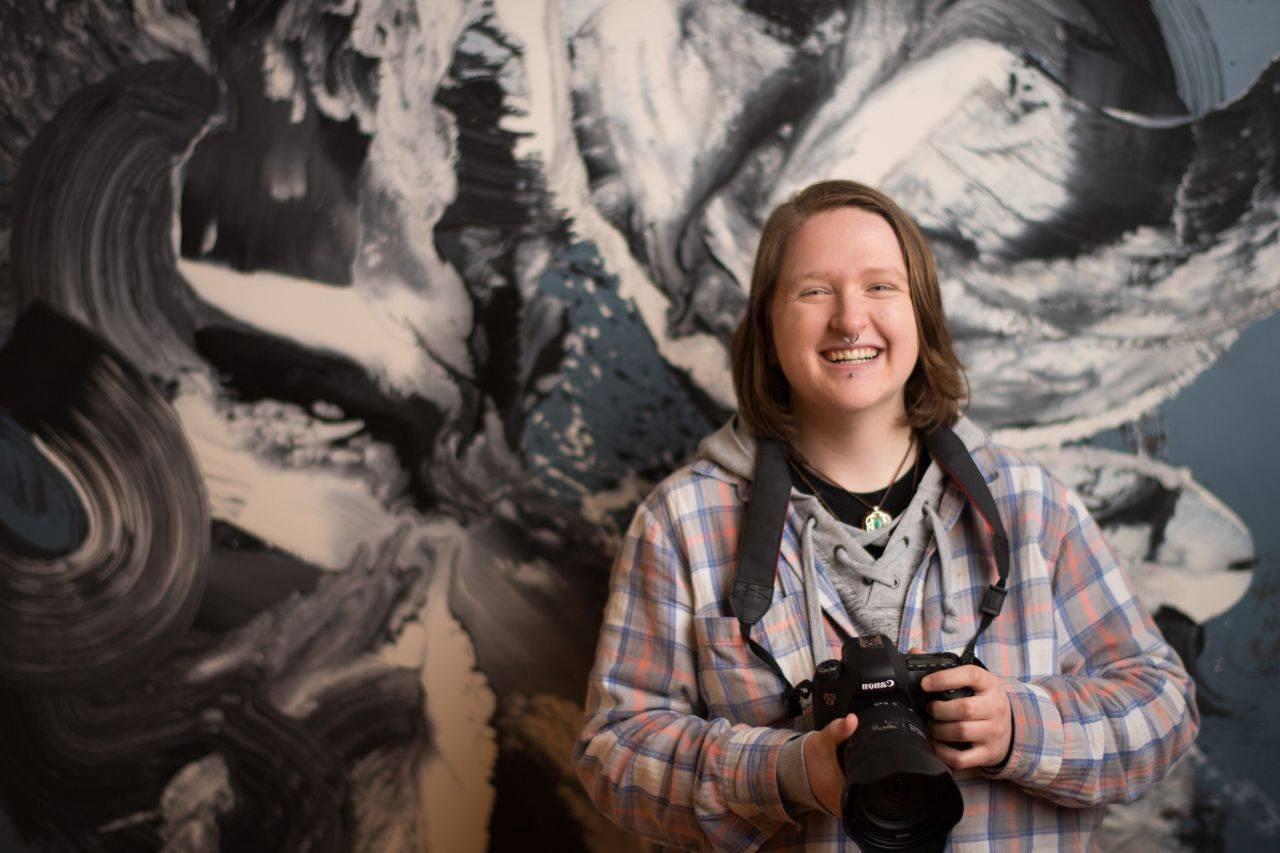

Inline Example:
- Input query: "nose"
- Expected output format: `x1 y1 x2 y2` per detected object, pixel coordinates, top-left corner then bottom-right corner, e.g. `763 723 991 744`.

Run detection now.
829 292 867 339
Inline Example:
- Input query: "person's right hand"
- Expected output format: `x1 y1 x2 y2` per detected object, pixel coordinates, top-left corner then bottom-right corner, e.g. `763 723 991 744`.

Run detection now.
803 713 858 816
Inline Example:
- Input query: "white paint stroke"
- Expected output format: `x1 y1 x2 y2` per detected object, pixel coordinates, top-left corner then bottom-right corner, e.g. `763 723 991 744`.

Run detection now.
494 0 736 407
781 39 1024 200
380 521 497 853
178 257 461 403
171 377 403 570
1032 445 1254 623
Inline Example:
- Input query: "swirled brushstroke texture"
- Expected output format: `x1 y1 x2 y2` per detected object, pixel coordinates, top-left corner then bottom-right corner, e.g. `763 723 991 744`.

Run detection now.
0 303 209 690
0 307 430 850
2 0 1278 850
10 60 220 375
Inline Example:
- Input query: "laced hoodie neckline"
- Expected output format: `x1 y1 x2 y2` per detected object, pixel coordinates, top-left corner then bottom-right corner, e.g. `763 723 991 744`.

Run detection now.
792 454 960 659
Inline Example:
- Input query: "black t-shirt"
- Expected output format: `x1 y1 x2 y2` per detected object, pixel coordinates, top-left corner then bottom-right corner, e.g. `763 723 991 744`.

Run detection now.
787 449 931 559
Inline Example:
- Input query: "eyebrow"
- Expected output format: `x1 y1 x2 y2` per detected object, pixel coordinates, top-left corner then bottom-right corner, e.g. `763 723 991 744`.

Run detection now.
789 266 908 282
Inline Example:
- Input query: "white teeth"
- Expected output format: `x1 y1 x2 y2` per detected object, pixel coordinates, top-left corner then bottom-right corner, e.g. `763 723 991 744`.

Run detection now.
825 347 878 363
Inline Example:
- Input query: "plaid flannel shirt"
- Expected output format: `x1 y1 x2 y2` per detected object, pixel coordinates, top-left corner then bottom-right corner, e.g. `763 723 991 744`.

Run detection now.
574 427 1199 851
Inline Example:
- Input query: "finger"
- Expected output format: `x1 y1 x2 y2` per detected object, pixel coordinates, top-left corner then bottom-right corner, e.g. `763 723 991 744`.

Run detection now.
921 664 989 693
929 720 982 744
933 739 994 770
920 664 978 692
825 712 858 741
907 647 926 654
927 696 980 722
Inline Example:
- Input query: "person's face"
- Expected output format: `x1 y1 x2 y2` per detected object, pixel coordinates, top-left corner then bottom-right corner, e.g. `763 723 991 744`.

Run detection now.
768 206 919 430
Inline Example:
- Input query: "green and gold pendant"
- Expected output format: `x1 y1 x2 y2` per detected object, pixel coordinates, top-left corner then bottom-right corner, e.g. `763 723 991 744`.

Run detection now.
863 508 892 531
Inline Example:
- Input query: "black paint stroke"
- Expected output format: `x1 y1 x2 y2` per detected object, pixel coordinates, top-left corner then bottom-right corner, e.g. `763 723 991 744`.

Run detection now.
0 303 209 691
193 324 447 510
10 60 219 374
180 1 373 284
1175 59 1280 247
0 672 350 852
432 9 571 455
7 34 449 517
197 521 323 633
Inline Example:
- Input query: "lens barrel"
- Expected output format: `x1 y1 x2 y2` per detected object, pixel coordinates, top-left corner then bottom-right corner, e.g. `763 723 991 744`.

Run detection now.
839 702 964 853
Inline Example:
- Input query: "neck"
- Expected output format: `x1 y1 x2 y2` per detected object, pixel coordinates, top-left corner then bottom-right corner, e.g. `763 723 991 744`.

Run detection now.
792 407 915 493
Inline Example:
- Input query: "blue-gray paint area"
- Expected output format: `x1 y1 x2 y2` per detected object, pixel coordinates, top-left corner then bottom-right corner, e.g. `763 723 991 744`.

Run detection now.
523 242 717 501
1093 307 1280 848
1184 0 1280 98
0 813 28 853
1166 311 1280 849
0 413 87 556
1165 310 1280 574
1093 4 1280 840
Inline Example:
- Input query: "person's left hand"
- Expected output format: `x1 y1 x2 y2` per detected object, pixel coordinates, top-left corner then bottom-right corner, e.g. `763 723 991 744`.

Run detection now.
920 664 1013 770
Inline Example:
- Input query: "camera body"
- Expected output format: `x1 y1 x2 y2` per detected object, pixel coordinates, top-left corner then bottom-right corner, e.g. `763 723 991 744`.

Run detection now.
810 634 979 852
811 634 972 733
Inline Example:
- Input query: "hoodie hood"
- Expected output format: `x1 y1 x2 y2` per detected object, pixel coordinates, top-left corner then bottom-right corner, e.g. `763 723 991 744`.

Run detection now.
696 415 759 482
697 414 992 485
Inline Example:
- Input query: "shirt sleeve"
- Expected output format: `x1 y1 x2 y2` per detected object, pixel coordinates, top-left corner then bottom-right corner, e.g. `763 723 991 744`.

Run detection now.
573 493 801 851
984 484 1201 807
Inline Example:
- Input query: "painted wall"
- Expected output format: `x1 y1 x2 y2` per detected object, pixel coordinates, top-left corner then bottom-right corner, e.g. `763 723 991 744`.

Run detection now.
1 1 1277 850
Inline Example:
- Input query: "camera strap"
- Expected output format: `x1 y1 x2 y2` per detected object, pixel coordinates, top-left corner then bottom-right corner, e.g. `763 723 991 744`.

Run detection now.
730 435 812 717
729 426 1010 715
925 427 1009 664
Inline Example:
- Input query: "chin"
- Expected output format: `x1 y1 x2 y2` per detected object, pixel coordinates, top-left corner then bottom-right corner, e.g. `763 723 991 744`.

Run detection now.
827 395 906 420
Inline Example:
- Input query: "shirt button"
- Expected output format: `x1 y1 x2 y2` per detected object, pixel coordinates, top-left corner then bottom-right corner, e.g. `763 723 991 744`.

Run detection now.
892 578 900 588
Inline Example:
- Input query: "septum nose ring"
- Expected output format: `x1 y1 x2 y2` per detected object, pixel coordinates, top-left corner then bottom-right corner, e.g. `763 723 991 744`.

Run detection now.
842 333 859 345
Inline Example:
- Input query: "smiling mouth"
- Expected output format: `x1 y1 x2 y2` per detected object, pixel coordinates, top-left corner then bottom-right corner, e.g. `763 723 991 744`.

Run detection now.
823 346 879 364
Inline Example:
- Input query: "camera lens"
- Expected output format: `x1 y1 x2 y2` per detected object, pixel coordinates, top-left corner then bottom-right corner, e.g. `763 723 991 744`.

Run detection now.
839 702 964 852
850 769 957 844
856 773 932 830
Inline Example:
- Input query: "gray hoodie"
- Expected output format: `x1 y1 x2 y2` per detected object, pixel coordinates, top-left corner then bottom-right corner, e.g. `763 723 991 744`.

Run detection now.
697 416 960 649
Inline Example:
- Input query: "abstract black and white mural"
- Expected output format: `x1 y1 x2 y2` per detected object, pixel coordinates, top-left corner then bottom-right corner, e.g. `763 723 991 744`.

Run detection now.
1 0 1278 850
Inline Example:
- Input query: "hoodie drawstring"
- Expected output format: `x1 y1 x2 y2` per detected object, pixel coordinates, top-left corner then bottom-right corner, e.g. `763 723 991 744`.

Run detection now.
925 503 960 634
799 516 829 666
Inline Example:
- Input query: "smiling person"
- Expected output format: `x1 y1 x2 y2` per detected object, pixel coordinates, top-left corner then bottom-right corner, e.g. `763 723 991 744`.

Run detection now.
574 180 1199 850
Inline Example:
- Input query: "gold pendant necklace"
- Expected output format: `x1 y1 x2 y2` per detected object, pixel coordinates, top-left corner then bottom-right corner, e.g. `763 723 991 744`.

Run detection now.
792 435 916 532
862 506 893 532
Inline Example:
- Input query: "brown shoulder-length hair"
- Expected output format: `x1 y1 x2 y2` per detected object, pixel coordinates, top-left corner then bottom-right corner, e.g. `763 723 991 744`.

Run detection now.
731 179 967 441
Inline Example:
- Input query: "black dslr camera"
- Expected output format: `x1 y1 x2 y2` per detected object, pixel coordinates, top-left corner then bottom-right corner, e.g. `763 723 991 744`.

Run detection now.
811 634 978 853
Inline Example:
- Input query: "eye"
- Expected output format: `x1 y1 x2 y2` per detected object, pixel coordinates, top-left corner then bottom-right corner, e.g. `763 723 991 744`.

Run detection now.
798 285 831 298
868 282 900 294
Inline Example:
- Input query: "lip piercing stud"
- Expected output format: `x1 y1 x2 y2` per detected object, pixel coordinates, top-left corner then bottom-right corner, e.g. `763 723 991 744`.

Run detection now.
842 334 858 345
